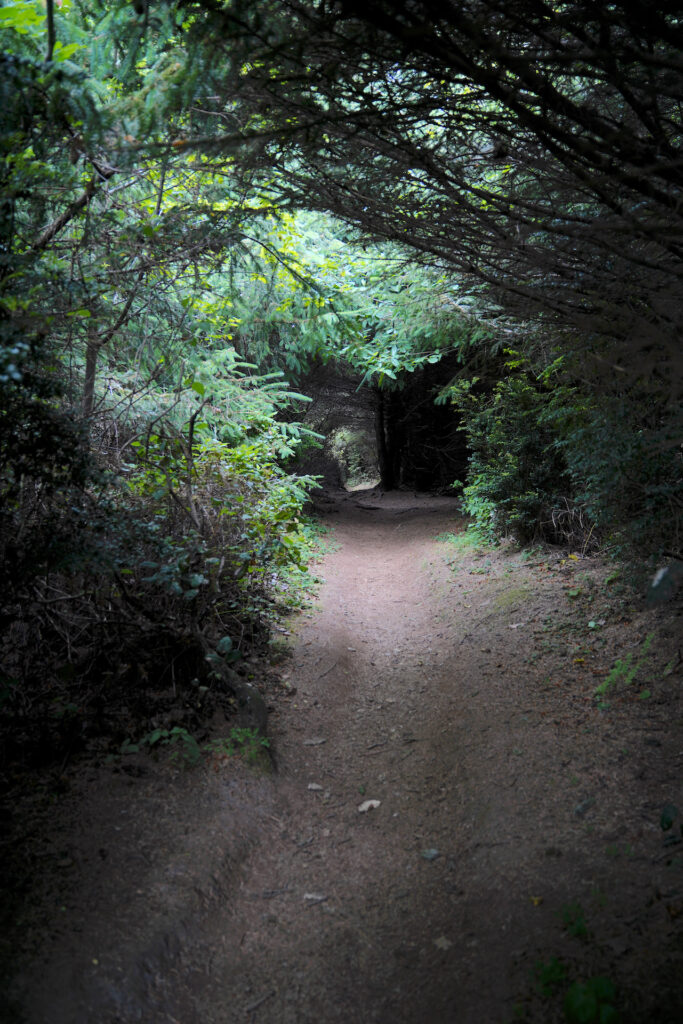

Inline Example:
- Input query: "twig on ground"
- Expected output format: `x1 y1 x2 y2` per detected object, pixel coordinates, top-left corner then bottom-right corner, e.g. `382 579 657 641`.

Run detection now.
245 989 275 1015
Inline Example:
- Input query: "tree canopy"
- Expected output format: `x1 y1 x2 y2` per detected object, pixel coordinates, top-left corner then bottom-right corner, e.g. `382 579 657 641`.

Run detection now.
173 0 683 389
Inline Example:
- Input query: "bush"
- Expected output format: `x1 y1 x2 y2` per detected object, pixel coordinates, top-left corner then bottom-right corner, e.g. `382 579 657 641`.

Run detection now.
453 375 572 544
546 391 682 557
450 355 682 558
0 397 317 774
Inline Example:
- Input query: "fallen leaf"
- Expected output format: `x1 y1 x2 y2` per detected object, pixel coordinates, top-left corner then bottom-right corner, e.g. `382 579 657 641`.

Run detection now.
434 935 452 950
303 737 326 746
530 896 543 906
308 783 323 791
358 799 381 813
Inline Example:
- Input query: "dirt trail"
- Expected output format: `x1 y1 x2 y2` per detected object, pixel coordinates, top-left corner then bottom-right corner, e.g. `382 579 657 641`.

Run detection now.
7 491 683 1024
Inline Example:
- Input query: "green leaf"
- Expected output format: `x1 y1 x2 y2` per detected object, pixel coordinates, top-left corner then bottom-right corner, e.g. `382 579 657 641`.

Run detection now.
146 728 167 746
54 41 80 61
0 3 45 35
191 381 205 396
564 982 599 1024
216 636 233 654
588 978 616 1004
660 803 679 831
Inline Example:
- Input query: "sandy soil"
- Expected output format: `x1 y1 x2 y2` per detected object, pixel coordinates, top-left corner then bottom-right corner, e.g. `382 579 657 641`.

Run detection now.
4 490 683 1023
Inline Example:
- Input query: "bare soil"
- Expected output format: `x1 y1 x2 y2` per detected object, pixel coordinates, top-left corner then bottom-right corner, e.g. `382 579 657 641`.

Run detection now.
3 490 683 1024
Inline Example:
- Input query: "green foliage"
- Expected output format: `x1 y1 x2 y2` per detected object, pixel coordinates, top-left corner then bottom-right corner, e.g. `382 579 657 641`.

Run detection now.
445 347 681 557
436 528 492 565
564 978 619 1024
448 371 571 544
534 957 568 998
543 389 682 558
594 633 654 707
204 727 270 764
560 902 590 941
1 0 681 778
328 426 378 488
0 0 330 775
121 724 269 767
271 516 338 612
223 209 483 384
121 726 202 766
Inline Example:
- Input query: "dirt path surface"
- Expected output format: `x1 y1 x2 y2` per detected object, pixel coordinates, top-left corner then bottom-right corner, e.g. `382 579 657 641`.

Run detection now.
6 491 683 1023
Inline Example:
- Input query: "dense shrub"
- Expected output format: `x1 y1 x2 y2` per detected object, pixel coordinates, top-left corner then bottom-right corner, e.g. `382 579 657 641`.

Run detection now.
451 375 573 545
0 390 317 772
450 361 682 558
547 392 682 558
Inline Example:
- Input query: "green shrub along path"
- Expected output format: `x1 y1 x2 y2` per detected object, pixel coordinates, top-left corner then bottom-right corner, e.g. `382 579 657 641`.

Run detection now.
5 490 682 1024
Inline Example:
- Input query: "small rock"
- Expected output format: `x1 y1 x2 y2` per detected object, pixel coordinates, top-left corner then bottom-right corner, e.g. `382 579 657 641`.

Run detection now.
421 848 440 861
358 799 381 813
303 738 326 746
303 893 327 903
308 783 323 791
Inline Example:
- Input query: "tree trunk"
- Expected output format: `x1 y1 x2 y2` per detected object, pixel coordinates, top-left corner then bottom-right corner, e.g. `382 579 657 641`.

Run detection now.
83 328 100 417
375 387 394 490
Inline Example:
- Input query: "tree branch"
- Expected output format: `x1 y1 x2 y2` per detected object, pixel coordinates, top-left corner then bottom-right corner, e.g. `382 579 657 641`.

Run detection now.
32 178 97 252
45 0 56 62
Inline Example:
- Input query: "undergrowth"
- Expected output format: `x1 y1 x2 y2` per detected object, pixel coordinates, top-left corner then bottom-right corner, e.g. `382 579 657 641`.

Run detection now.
118 724 270 767
0 393 318 783
274 517 339 612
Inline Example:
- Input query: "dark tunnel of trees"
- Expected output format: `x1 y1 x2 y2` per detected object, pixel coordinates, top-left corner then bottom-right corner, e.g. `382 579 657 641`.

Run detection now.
1 0 681 770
